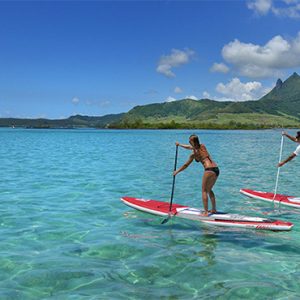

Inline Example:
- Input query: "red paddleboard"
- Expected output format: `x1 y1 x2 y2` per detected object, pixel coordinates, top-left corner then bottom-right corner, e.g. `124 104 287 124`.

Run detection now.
240 189 300 208
121 197 293 231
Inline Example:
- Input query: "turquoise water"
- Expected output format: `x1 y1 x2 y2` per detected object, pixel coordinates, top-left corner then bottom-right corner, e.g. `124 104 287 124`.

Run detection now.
1 128 300 299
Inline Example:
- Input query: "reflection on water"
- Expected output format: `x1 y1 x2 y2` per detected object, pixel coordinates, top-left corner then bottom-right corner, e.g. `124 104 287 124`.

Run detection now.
196 233 217 267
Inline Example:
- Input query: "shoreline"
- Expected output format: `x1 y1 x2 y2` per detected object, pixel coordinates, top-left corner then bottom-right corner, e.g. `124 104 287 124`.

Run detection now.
1 125 299 130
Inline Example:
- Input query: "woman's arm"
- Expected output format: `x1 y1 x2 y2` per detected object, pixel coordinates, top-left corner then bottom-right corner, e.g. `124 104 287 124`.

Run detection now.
278 153 296 167
176 141 193 150
174 155 194 176
282 131 297 142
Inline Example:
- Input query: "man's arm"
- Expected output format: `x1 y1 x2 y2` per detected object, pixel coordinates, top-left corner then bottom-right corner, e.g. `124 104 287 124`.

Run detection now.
283 131 297 142
278 153 296 167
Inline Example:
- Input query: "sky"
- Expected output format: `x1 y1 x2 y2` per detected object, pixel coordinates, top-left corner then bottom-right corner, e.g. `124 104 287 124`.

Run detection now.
1 0 300 119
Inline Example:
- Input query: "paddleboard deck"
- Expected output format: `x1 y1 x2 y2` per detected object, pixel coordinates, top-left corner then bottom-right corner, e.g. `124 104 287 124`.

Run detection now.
121 196 293 231
240 189 300 208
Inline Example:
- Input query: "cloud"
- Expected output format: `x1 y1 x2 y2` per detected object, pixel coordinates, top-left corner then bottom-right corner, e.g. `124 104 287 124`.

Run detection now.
185 95 198 100
144 89 159 96
272 2 300 18
174 86 183 93
37 114 47 119
100 100 111 107
210 62 230 73
165 96 177 102
165 95 198 102
216 77 266 101
247 0 272 15
156 48 195 78
202 91 211 99
247 0 300 18
86 99 111 107
221 32 300 78
72 97 80 104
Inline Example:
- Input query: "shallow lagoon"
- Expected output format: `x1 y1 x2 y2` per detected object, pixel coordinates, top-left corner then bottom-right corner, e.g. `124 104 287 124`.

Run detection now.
0 128 299 299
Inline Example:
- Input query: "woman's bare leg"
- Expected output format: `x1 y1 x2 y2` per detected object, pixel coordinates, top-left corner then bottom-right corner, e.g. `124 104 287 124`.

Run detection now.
208 190 216 213
206 173 218 213
201 172 210 216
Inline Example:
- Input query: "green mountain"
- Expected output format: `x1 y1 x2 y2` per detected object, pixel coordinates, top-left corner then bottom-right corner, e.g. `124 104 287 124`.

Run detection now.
0 113 124 129
259 72 300 117
111 72 300 129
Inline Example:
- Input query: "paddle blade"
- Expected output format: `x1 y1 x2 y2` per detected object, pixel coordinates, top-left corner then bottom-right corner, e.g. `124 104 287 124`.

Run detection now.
161 217 170 224
161 213 172 224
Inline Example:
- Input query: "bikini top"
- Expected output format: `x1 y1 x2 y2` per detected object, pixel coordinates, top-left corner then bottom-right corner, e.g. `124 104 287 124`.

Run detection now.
194 144 212 164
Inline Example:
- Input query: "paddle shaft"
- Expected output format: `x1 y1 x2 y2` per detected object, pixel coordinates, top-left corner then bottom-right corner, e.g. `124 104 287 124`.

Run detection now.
168 145 179 213
273 135 284 200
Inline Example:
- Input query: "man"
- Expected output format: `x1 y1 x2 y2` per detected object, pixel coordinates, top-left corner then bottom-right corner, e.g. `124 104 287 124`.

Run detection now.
278 131 300 167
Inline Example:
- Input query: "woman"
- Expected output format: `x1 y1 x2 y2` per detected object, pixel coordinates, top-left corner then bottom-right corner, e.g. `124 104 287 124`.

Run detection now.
174 134 219 216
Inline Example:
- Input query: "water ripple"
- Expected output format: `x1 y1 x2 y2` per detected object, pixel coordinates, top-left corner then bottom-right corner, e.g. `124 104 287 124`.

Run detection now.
1 128 300 298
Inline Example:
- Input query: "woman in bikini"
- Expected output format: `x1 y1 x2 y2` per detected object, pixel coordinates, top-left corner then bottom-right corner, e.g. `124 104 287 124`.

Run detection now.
173 134 219 216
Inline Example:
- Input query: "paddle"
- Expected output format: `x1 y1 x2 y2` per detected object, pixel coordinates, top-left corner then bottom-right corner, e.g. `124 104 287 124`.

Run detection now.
273 133 284 203
161 144 179 224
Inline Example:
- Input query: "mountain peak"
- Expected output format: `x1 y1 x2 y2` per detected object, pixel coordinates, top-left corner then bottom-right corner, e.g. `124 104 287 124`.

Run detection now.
286 72 300 82
276 78 283 89
284 71 300 85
